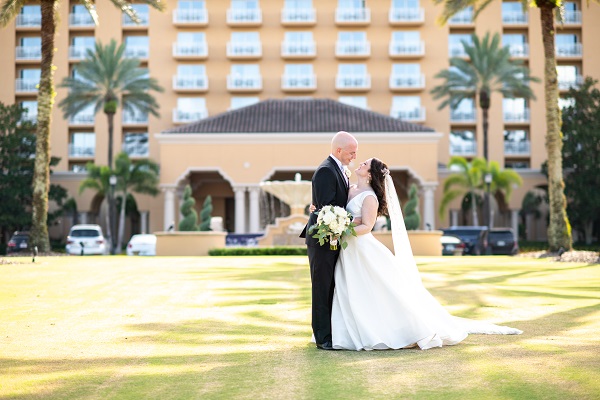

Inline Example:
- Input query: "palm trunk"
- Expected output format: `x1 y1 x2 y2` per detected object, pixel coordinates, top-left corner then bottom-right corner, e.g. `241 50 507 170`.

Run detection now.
105 109 116 253
106 111 115 169
540 5 572 251
30 0 56 253
480 90 492 236
117 190 127 253
470 191 479 226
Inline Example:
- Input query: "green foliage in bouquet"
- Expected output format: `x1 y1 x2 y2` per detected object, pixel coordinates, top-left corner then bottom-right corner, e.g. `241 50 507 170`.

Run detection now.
404 183 421 231
308 205 357 250
179 185 198 231
199 195 213 232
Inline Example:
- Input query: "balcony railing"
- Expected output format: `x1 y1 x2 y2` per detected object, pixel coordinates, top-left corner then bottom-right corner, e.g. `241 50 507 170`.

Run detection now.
281 41 316 57
336 74 371 90
122 13 149 26
122 112 149 125
69 46 94 60
389 41 425 57
556 43 582 57
448 9 473 25
172 42 208 58
503 108 530 122
15 78 38 92
558 75 584 90
172 108 208 123
124 46 149 59
504 140 530 155
172 75 209 91
16 46 42 60
335 8 370 24
389 74 425 90
391 107 426 121
389 7 424 24
69 114 95 125
281 74 317 90
173 9 208 24
281 8 316 24
507 43 529 57
502 11 528 25
122 142 149 157
562 10 582 24
450 110 476 122
227 42 262 58
336 41 370 57
449 44 470 58
68 144 95 157
69 13 95 27
227 8 262 24
450 142 477 156
16 14 41 27
227 76 262 91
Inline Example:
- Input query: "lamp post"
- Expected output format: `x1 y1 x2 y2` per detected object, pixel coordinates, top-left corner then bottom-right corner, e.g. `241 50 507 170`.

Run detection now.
484 172 492 255
109 174 117 255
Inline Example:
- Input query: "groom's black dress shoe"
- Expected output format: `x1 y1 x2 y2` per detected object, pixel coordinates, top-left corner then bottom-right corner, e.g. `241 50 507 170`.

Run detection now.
316 341 335 350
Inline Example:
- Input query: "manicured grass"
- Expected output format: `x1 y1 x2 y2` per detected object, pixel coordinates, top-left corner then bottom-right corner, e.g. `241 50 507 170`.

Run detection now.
1 255 598 399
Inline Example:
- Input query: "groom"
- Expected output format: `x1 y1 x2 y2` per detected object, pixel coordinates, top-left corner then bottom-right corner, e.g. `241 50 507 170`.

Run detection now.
300 131 358 350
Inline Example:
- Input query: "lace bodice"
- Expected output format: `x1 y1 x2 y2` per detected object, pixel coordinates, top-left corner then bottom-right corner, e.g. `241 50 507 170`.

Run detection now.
346 190 377 218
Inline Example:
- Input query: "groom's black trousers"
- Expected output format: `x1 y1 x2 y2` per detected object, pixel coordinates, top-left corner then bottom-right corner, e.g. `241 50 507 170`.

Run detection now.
307 244 340 345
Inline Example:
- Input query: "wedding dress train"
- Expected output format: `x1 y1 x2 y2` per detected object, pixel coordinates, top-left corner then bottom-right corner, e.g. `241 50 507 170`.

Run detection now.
331 186 522 351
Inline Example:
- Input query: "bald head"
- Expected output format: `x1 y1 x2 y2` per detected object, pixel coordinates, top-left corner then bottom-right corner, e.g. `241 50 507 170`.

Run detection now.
331 131 358 166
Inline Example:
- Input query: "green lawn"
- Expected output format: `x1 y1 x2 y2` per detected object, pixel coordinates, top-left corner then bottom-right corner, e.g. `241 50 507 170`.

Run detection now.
1 255 598 399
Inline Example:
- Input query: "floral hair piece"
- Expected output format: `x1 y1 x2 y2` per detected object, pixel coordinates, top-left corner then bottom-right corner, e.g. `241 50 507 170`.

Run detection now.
382 168 390 176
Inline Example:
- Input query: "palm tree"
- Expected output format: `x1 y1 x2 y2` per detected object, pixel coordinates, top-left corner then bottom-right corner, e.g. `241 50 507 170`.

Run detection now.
433 0 575 252
0 0 164 253
58 40 163 170
113 152 159 253
78 163 114 244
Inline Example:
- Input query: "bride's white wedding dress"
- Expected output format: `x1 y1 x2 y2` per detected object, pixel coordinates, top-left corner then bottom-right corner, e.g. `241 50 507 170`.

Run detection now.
331 187 522 351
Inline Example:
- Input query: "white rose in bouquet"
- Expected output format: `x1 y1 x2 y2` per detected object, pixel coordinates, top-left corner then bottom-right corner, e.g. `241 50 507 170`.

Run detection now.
308 205 357 250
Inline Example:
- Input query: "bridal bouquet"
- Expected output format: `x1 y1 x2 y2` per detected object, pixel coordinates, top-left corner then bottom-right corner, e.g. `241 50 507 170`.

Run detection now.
308 205 356 250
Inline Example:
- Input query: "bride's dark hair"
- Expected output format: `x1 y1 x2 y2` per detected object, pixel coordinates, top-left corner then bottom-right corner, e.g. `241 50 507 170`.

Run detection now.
369 158 389 217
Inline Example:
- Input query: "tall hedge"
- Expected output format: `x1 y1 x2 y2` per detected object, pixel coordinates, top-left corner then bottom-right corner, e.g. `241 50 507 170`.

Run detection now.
199 195 213 231
403 183 421 230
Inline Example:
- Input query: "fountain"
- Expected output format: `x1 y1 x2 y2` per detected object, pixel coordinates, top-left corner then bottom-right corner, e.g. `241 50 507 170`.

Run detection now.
258 173 312 246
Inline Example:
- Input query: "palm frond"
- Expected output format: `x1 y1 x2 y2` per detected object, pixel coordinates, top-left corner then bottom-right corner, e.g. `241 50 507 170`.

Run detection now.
77 0 99 25
439 189 466 218
0 0 26 26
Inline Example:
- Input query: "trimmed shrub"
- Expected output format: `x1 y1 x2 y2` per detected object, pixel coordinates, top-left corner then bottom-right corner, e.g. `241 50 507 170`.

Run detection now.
199 195 213 231
178 185 198 231
404 183 421 230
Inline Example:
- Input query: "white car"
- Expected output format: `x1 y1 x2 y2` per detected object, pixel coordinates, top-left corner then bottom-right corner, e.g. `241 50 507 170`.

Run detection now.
126 234 157 256
66 224 108 255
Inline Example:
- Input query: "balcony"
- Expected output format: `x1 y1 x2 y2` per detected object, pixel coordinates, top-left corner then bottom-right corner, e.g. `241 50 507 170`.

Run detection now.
450 110 476 123
122 112 149 125
389 41 425 58
336 74 371 92
173 108 208 124
335 8 370 26
507 43 529 58
69 13 95 28
391 107 426 122
227 8 262 26
172 75 209 92
16 14 41 28
172 42 208 59
504 141 530 155
449 44 471 58
122 13 149 28
281 8 316 25
69 46 94 60
336 41 370 58
226 42 262 59
502 11 528 25
69 114 95 126
561 10 582 25
558 75 584 91
68 144 95 158
450 142 477 156
389 7 424 25
389 74 425 91
227 76 262 92
122 142 149 157
281 41 316 58
15 78 38 93
281 74 317 92
448 9 474 25
504 109 530 123
173 9 208 26
556 43 582 58
124 46 149 59
16 46 41 61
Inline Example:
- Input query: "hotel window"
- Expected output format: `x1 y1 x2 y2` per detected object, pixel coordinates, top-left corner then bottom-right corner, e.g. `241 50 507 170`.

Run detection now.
174 64 208 90
504 129 530 155
124 36 149 59
228 0 261 24
389 0 424 23
390 63 424 88
502 2 528 24
20 101 38 123
339 96 368 109
227 32 262 57
450 98 476 122
230 97 260 110
503 98 530 122
69 4 94 26
503 34 528 57
282 0 315 23
450 130 476 156
336 0 370 24
558 97 575 110
17 5 41 27
69 132 95 157
123 132 149 157
69 36 95 60
174 0 208 24
336 63 370 90
16 68 40 92
282 31 316 56
174 97 208 122
123 4 149 26
123 108 149 125
70 104 95 125
391 96 424 121
555 34 582 57
448 6 473 24
505 160 530 169
228 64 262 90
557 65 582 90
449 34 473 57
282 64 315 89
16 37 42 60
174 32 208 57
389 31 424 56
336 31 370 56
563 1 581 24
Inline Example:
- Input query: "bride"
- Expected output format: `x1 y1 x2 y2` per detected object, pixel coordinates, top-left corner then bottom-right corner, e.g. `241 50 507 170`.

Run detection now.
330 157 522 351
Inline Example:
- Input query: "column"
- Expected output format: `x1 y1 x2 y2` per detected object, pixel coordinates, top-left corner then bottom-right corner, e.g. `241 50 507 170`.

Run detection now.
140 211 149 234
511 209 519 242
163 187 176 231
450 210 459 227
78 211 88 225
421 183 437 230
233 186 247 233
248 185 261 233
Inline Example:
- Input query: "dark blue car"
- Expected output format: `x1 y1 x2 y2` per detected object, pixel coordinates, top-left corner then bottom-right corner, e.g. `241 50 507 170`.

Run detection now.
442 226 488 255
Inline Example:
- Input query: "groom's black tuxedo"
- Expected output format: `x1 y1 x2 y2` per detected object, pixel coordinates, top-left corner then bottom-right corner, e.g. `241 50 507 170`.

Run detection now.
300 156 349 346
